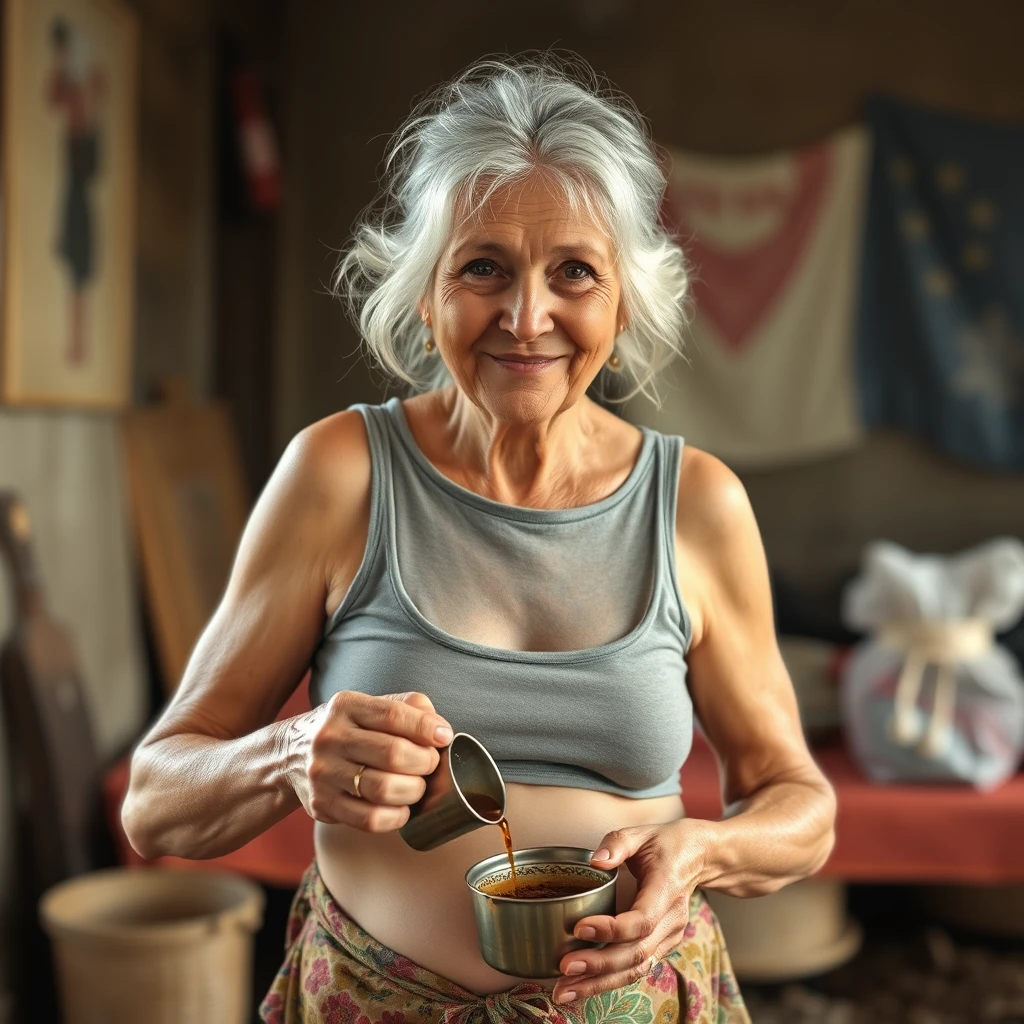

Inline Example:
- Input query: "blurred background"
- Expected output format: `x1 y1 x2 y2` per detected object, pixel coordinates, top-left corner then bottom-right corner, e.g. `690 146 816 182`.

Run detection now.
1 1 1023 1022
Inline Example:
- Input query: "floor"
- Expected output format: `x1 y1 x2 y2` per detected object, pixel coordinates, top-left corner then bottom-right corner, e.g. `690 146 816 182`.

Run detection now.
730 885 1024 1024
249 884 1024 1024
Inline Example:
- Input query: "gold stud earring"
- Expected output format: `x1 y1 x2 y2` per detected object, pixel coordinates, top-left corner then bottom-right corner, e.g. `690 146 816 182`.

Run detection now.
422 310 436 354
608 351 622 371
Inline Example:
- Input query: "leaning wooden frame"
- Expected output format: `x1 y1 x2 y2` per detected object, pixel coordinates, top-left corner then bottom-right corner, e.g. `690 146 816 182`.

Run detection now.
121 380 250 693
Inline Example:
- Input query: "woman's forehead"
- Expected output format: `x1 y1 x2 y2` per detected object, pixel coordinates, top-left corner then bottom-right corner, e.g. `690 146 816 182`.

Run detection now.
448 175 613 257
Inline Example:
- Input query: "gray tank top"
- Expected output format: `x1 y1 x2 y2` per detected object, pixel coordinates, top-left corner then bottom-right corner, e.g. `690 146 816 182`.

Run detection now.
310 398 694 798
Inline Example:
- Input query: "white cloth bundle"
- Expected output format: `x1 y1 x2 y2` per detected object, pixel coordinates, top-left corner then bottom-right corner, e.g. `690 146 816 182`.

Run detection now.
840 539 1024 789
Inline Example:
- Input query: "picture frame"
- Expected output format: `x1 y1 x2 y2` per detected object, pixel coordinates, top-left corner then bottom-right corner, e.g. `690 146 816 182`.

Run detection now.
1 0 138 407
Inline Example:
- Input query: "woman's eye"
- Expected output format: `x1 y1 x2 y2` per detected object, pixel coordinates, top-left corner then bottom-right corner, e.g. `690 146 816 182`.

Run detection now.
464 259 497 277
563 262 594 281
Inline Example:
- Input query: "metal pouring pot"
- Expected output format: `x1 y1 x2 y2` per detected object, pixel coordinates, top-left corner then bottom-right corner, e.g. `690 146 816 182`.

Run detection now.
399 732 507 852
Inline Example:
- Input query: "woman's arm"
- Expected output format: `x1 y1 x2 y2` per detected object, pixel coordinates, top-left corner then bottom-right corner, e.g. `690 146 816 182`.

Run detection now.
677 450 836 894
551 449 834 1003
121 411 452 860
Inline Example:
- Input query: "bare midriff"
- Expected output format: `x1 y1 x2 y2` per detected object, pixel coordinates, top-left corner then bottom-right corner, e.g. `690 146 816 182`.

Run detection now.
315 781 684 994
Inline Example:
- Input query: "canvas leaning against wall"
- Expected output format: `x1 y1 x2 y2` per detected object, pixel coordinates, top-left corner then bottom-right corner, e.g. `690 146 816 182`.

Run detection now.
1 0 137 408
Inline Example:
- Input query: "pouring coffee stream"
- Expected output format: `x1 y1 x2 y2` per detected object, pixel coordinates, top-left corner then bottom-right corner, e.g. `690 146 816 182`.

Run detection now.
463 792 519 894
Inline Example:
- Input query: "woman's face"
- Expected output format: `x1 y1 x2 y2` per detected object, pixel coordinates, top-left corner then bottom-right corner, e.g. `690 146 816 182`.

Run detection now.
423 174 623 425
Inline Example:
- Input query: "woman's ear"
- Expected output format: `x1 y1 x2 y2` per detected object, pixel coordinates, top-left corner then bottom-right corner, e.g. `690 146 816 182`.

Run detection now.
417 297 430 326
616 303 629 336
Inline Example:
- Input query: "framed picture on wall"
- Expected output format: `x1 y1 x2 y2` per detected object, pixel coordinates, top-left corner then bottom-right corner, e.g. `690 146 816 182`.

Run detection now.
1 0 137 407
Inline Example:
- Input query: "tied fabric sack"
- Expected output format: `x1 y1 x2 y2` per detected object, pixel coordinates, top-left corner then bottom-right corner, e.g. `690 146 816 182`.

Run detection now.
840 539 1024 789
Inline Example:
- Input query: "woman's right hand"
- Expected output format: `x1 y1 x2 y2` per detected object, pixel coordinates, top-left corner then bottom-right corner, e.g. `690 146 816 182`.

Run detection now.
287 690 453 833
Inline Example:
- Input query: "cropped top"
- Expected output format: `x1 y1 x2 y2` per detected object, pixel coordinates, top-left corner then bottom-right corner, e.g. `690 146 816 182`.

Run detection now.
309 398 694 798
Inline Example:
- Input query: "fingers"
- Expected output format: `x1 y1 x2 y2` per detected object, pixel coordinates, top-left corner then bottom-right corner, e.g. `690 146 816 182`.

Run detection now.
303 690 452 834
573 880 675 943
303 759 426 830
388 691 436 715
552 959 665 1005
572 907 654 944
589 825 653 870
358 766 427 806
553 915 686 1003
556 928 665 985
309 788 412 832
342 691 453 748
327 761 427 807
552 890 689 1003
343 728 440 777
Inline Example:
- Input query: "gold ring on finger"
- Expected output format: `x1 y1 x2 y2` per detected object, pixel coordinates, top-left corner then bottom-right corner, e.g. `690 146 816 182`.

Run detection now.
352 764 366 800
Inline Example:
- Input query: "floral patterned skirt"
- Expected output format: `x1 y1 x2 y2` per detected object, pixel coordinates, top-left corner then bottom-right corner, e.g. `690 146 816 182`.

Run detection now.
260 862 750 1024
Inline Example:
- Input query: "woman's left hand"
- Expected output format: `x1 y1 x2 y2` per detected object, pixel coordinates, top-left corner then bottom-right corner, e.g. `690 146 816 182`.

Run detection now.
552 818 712 1004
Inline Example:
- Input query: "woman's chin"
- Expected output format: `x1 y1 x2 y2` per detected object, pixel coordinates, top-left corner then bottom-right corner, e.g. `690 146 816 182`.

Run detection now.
475 385 571 425
468 364 583 424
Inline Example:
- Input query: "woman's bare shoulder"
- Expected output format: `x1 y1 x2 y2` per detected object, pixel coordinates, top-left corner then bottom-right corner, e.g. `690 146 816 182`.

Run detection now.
674 446 767 643
676 446 754 544
232 408 373 610
278 408 373 588
280 408 372 498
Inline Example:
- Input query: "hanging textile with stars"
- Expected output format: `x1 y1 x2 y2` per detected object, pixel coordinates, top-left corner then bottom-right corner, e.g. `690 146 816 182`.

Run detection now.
626 127 870 468
857 96 1024 470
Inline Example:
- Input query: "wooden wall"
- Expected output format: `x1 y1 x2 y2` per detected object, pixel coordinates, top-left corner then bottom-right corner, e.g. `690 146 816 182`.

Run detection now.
131 0 215 402
275 0 1024 598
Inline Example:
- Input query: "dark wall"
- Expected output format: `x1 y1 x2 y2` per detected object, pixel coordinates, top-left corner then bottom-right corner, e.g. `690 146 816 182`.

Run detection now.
131 0 214 402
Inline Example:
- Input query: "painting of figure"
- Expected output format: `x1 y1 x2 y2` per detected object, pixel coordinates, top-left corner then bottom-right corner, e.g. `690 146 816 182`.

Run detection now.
46 15 108 366
2 0 136 406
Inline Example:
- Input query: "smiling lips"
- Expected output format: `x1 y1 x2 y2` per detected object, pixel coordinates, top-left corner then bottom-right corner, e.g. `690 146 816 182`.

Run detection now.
486 353 565 374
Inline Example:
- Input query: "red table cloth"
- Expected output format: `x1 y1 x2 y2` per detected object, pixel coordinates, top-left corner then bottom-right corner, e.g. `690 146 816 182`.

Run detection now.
682 735 1024 884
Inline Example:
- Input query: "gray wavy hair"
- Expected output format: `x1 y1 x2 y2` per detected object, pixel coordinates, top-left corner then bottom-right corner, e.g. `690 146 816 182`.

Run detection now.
333 53 689 403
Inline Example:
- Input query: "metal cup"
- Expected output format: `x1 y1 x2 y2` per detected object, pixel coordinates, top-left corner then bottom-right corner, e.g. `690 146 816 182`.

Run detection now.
399 732 507 851
465 846 618 977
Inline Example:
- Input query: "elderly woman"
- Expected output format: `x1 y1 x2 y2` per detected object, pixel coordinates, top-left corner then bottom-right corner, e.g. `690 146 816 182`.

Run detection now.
122 56 835 1024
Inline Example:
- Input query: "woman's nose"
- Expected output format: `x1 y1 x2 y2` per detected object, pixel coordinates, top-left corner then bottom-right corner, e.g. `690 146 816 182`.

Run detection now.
497 279 555 342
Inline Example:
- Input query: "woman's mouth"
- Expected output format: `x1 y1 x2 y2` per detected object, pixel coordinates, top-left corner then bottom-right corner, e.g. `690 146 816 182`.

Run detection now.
486 354 563 375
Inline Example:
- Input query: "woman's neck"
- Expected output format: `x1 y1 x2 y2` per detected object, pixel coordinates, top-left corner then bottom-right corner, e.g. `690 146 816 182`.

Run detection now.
428 387 609 509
